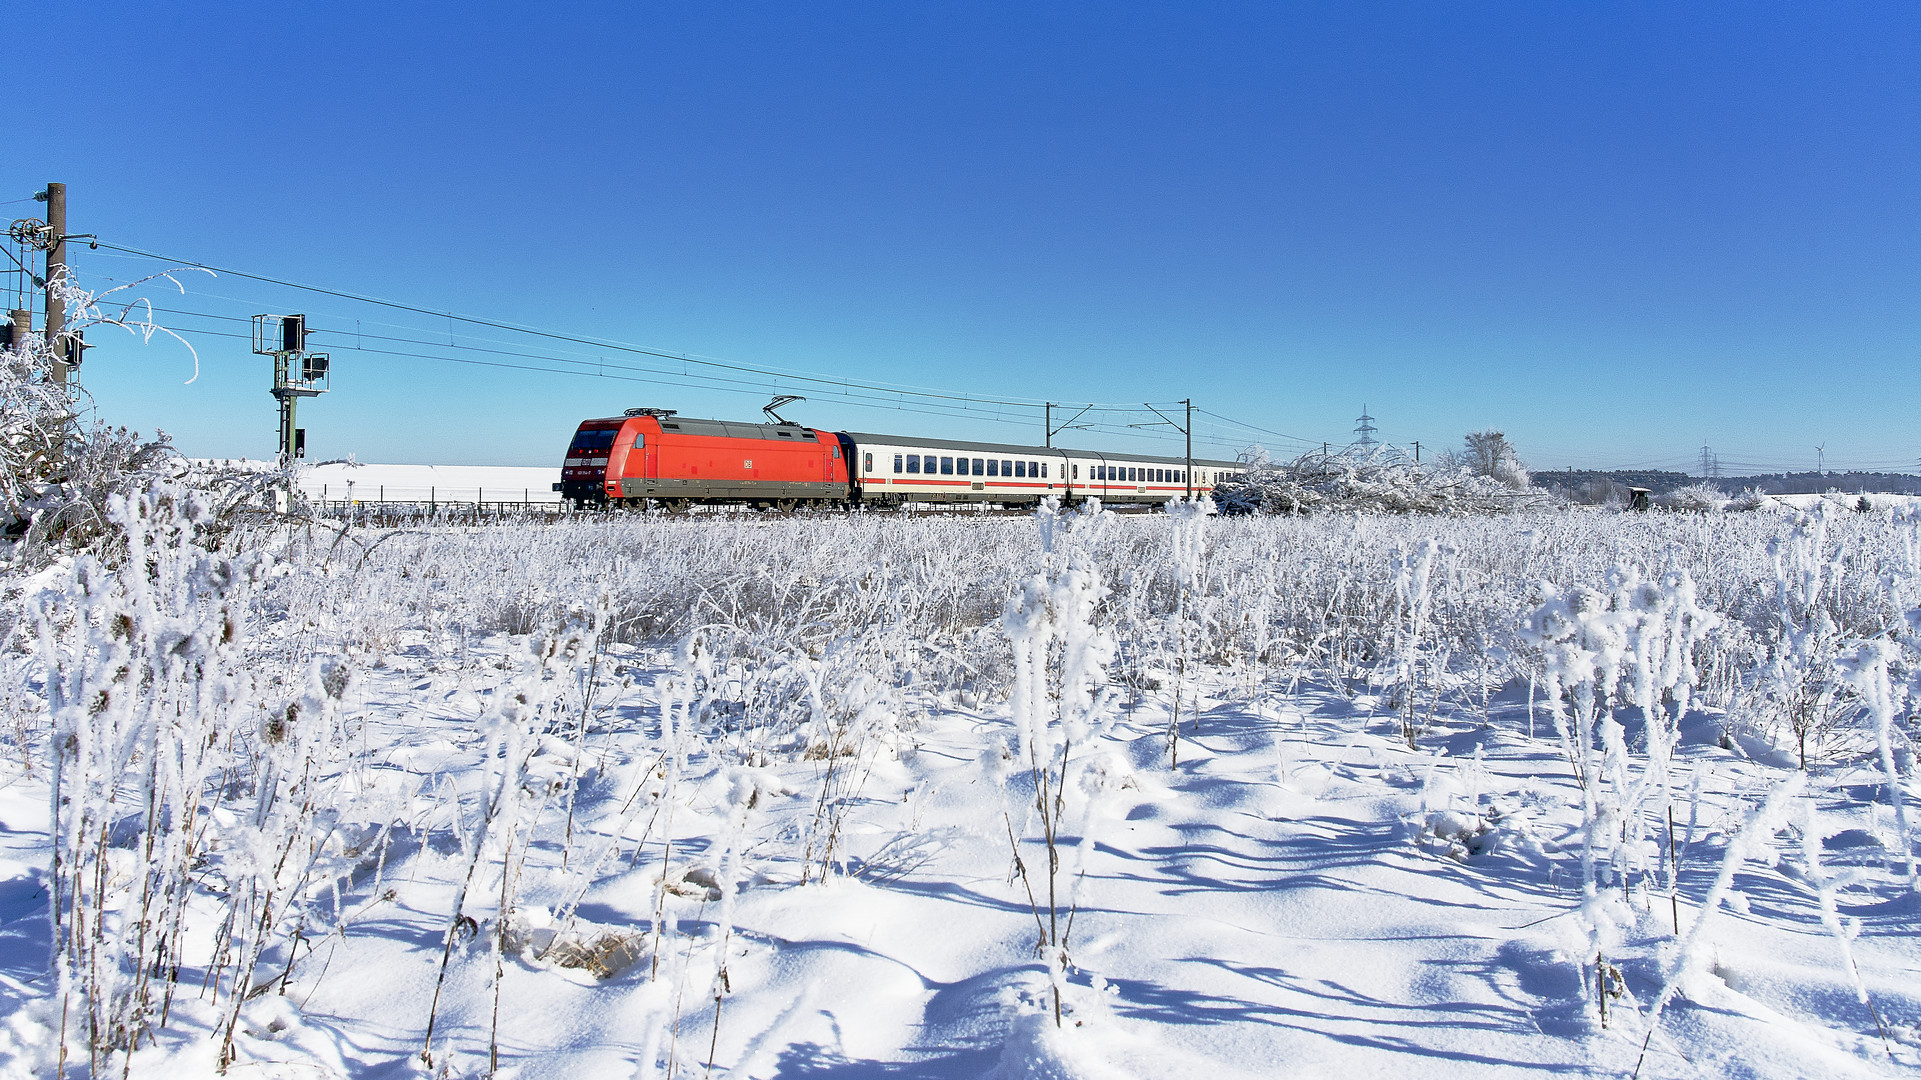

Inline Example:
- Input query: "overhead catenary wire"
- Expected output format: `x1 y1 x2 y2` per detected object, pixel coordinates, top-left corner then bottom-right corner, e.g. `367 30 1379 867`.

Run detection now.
71 260 1293 454
89 241 1212 419
135 318 1255 456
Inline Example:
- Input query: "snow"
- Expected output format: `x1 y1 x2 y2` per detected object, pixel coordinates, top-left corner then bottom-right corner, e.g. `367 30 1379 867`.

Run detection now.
191 459 566 503
1 503 1916 1078
297 462 563 503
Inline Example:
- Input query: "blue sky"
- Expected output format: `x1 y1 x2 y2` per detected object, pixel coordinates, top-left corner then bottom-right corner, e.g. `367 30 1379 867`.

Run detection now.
12 2 1918 471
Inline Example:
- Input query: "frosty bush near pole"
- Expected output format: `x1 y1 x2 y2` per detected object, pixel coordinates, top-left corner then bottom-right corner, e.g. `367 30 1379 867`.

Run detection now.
2 267 210 562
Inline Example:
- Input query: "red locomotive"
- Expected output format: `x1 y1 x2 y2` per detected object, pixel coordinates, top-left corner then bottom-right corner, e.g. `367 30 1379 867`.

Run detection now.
558 406 1243 511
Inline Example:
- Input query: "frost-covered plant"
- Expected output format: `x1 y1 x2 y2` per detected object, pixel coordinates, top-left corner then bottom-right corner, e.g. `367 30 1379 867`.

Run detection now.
1834 641 1917 888
1518 566 1720 1004
2 268 208 564
1791 800 1895 1053
1460 429 1530 491
1164 495 1212 762
1632 773 1806 1074
1653 483 1730 513
1387 539 1443 747
422 615 598 1069
32 484 258 1073
1763 507 1853 768
1002 497 1119 1027
1215 442 1542 515
27 479 388 1073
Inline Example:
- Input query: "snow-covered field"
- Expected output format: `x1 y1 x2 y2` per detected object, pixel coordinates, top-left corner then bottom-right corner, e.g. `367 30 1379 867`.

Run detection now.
298 462 563 505
1 501 1916 1079
190 461 566 504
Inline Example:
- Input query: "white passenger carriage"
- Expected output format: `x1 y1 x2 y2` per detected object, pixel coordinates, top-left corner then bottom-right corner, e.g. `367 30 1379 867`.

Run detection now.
844 431 1243 508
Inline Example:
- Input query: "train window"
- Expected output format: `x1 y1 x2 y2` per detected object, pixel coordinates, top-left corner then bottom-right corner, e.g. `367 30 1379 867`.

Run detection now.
1003 459 1013 475
906 454 920 473
863 452 872 471
1040 463 1047 478
1129 468 1138 482
1014 461 1026 478
972 458 984 475
831 444 840 457
1071 464 1078 479
941 456 954 475
986 459 998 477
632 433 645 448
893 454 903 473
1095 466 1104 481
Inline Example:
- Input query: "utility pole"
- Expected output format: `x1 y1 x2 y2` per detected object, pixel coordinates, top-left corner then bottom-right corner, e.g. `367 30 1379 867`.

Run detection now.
1134 400 1195 499
39 183 68 384
1047 402 1090 448
1413 441 1421 464
1045 402 1052 448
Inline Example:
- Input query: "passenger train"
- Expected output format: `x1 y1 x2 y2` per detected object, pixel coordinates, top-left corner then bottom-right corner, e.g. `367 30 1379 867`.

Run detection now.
557 407 1245 511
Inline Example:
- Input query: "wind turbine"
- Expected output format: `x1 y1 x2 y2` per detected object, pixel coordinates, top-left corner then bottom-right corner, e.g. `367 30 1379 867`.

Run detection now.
1815 444 1826 476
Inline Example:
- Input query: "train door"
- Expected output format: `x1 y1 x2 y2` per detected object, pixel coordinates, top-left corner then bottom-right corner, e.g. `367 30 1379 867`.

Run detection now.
630 422 657 479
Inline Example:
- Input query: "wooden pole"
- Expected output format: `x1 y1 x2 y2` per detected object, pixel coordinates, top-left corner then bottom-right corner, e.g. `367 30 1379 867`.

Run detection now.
42 183 68 384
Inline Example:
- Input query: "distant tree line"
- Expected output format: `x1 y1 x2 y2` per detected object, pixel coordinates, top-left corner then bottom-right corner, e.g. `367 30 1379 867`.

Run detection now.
1538 469 1921 499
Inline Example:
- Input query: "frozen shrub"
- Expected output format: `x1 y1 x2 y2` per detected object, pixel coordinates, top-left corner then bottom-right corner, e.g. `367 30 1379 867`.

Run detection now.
1460 429 1530 490
1215 443 1542 515
1654 483 1730 512
2 270 221 565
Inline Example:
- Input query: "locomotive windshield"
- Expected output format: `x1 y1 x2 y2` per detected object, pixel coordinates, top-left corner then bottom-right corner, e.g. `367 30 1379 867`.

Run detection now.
569 429 618 453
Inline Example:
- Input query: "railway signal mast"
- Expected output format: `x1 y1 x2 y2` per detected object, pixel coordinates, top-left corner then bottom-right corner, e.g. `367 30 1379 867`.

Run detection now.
254 314 330 500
